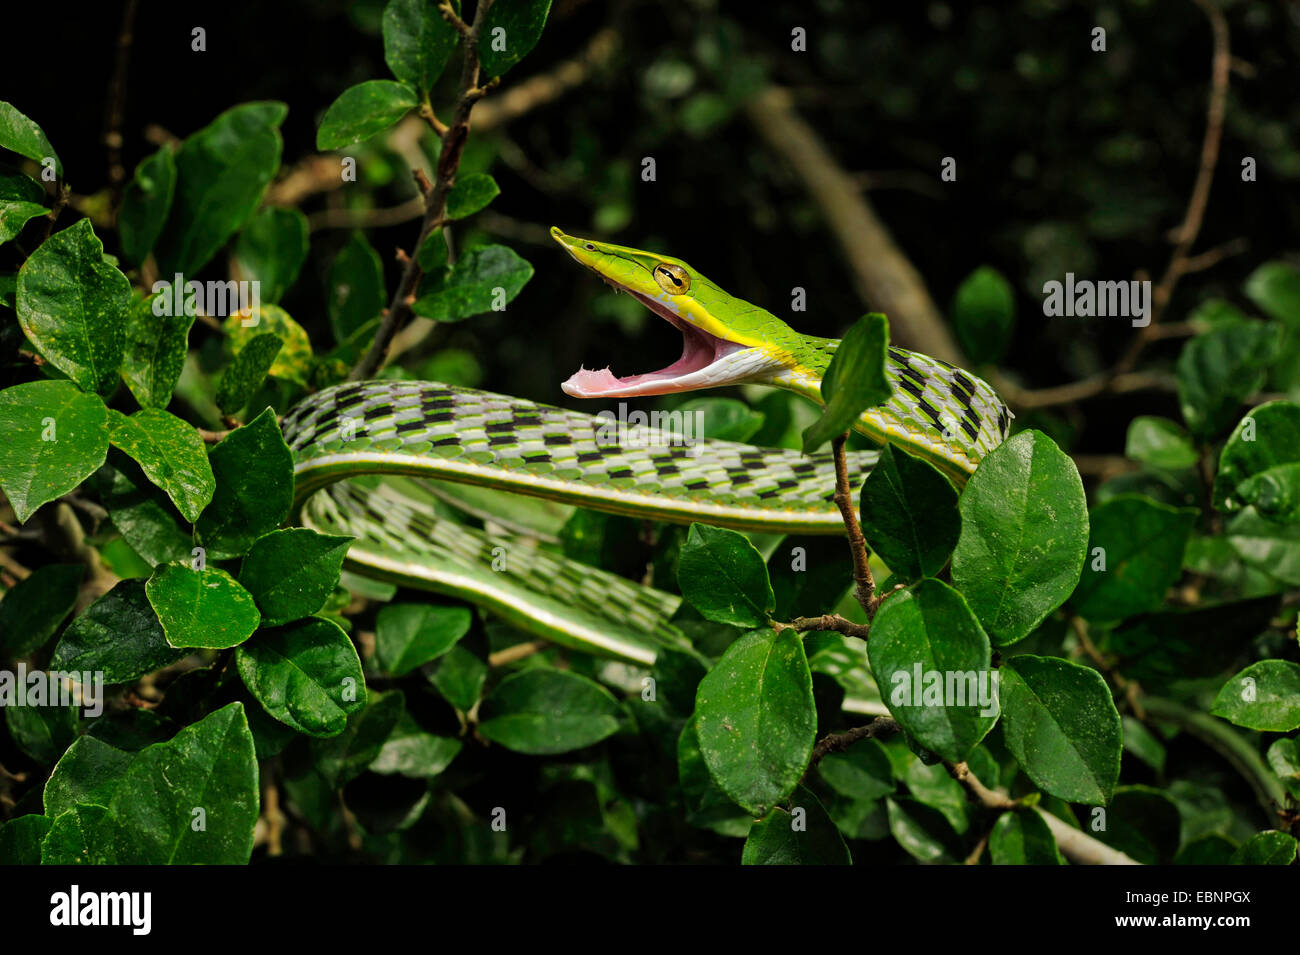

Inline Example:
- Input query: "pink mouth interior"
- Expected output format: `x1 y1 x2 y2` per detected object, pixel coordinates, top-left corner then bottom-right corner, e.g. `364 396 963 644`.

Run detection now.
562 291 743 397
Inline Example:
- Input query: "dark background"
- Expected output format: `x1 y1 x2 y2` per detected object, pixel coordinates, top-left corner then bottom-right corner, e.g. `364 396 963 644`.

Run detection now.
3 0 1298 456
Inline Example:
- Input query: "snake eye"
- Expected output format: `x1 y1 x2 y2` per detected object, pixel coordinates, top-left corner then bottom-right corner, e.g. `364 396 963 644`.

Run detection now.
653 263 691 295
584 243 596 251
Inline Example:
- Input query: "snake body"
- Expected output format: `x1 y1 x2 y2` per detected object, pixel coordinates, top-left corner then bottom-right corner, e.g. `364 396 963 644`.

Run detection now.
283 231 1013 668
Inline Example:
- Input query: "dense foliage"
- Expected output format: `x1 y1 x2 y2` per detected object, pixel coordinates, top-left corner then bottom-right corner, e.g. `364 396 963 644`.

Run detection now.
0 0 1297 865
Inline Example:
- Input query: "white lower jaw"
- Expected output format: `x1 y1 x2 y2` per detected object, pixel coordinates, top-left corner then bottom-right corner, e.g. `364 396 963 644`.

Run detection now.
561 348 779 398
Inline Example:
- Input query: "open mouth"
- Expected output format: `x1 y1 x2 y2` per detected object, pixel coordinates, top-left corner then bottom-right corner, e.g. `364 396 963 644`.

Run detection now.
561 290 748 398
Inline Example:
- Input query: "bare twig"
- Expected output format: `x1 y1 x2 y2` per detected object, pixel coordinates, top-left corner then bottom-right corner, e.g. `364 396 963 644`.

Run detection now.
775 613 871 640
488 640 549 667
831 434 878 616
807 717 899 770
348 0 498 381
104 0 140 203
1070 616 1146 720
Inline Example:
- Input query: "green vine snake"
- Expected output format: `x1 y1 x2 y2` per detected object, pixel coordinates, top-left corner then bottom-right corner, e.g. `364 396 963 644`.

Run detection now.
283 229 1013 679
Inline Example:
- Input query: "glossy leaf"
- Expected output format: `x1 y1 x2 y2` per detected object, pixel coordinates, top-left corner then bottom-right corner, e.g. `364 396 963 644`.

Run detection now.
479 0 553 77
376 602 473 676
951 430 1088 646
195 409 294 559
695 629 815 816
146 562 260 649
1125 416 1198 471
239 528 352 626
951 265 1015 365
989 808 1064 864
868 579 997 762
215 333 282 415
1214 401 1300 514
328 231 386 343
1176 322 1278 438
802 313 892 453
999 654 1122 804
108 408 215 523
311 691 405 786
155 102 287 277
371 710 462 778
0 815 51 865
223 303 312 387
0 563 82 656
120 291 194 409
0 379 109 522
383 0 461 92
236 617 366 737
1211 660 1300 732
51 580 185 683
44 735 137 818
234 206 309 303
1230 830 1297 865
676 523 774 628
478 668 622 755
860 444 960 580
446 173 500 220
1072 495 1196 621
16 218 128 394
118 146 176 264
412 244 534 322
741 786 851 864
817 737 895 801
0 100 60 175
317 80 418 150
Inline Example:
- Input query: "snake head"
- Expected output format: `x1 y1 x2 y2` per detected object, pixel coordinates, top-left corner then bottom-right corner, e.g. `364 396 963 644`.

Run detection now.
550 227 791 398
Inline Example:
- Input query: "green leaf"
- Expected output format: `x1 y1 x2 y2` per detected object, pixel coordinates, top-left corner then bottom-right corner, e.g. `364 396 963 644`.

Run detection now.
1230 830 1297 865
120 292 194 409
1122 715 1167 774
216 333 283 415
741 786 851 864
238 528 352 626
694 629 815 816
412 244 534 322
1267 738 1300 801
885 796 959 863
383 0 461 92
1211 660 1300 732
236 617 365 737
478 668 622 755
0 563 82 656
1125 416 1198 471
1176 322 1278 438
951 430 1088 646
999 654 1122 804
676 523 774 628
868 579 997 762
446 173 500 220
903 760 969 834
146 562 261 650
1235 463 1300 523
118 146 176 264
1214 401 1300 514
675 397 765 442
16 218 129 395
155 102 286 277
195 409 294 559
989 809 1065 864
104 465 192 566
430 644 487 712
817 737 895 801
371 711 462 778
40 805 118 864
317 80 418 150
0 379 109 522
415 228 448 273
1072 495 1196 621
677 719 752 837
107 408 215 523
44 735 137 818
51 580 185 683
1244 261 1300 325
0 101 60 175
223 303 312 387
376 602 473 676
802 313 892 453
234 206 309 303
951 266 1015 365
0 815 52 865
1092 785 1181 863
860 444 961 580
328 231 386 343
0 176 46 243
311 691 405 786
108 702 259 864
479 0 553 77
4 700 78 764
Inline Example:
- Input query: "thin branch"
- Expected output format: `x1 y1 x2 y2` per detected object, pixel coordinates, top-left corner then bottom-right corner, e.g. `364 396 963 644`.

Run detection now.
831 434 878 616
775 613 871 640
807 717 899 771
103 0 140 204
348 0 497 381
488 640 549 667
1070 616 1146 720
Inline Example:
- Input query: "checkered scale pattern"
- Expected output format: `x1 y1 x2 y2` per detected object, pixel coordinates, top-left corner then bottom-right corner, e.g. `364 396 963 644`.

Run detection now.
285 380 882 530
